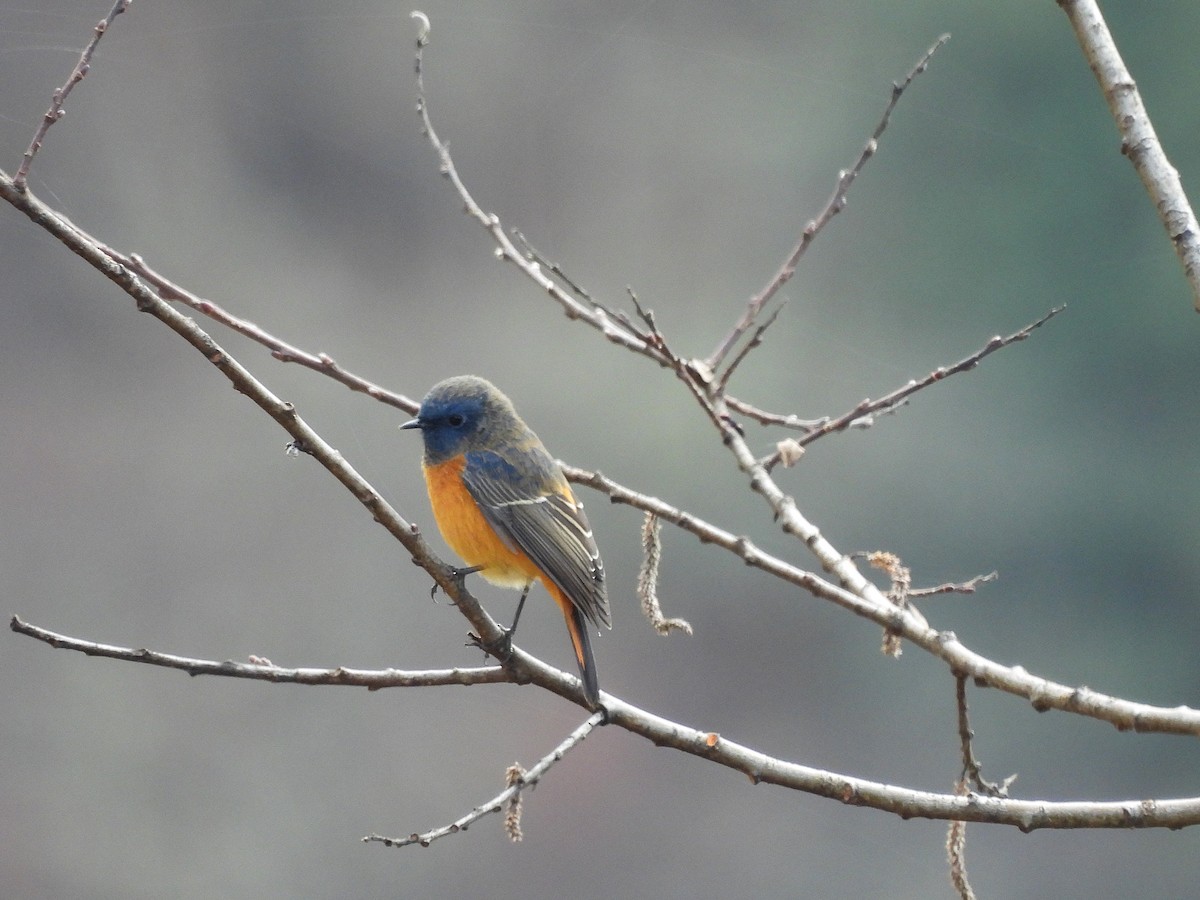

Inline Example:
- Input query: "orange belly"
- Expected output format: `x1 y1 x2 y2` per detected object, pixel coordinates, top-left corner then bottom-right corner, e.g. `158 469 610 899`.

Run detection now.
423 455 540 589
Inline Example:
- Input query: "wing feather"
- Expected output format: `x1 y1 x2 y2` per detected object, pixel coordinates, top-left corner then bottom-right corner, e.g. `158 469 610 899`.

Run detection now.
462 447 610 629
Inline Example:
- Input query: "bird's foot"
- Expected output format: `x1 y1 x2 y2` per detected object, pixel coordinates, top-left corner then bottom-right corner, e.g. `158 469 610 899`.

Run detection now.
467 627 515 663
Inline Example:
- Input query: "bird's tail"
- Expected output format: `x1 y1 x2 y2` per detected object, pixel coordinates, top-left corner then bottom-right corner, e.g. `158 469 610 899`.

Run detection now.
569 605 601 708
551 584 601 707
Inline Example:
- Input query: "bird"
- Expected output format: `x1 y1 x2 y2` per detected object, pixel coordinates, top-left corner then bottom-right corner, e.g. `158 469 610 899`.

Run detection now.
401 375 610 707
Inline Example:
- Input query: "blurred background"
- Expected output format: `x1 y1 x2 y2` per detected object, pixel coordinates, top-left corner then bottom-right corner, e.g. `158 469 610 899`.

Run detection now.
3 2 1200 897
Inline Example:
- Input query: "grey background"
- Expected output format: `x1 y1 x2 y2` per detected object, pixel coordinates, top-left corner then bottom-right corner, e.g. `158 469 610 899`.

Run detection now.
3 2 1200 898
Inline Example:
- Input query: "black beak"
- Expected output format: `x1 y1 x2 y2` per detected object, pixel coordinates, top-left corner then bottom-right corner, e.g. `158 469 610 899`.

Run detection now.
400 417 423 431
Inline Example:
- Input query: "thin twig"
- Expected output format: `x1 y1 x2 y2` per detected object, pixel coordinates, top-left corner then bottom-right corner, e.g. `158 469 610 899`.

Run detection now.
113 251 417 412
409 12 660 363
364 711 605 847
510 229 598 303
623 285 732 429
511 229 651 343
727 396 832 431
703 34 951 372
14 0 131 190
10 616 505 688
757 305 1065 466
734 306 1061 440
954 674 1017 797
714 303 785 396
911 572 998 599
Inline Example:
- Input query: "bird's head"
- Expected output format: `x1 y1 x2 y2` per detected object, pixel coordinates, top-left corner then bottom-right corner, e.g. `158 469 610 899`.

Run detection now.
401 375 521 464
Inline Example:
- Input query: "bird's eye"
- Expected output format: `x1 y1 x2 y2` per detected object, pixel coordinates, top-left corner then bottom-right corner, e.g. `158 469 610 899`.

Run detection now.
448 414 466 427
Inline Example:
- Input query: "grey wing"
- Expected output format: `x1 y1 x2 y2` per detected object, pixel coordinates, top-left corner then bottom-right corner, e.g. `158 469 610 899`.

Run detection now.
462 450 610 629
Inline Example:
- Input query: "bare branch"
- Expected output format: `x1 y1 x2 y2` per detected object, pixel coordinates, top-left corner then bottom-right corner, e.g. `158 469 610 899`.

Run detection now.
911 572 999 599
756 305 1066 465
1057 0 1200 312
714 302 785 396
28 213 1152 751
17 608 1200 830
4 160 1186 743
703 34 951 372
364 711 605 847
600 696 1200 830
6 8 1200 848
409 14 662 364
0 173 553 707
14 0 131 190
113 251 418 413
10 616 506 688
561 462 1200 737
10 599 612 707
954 674 1016 797
511 229 652 344
728 396 832 432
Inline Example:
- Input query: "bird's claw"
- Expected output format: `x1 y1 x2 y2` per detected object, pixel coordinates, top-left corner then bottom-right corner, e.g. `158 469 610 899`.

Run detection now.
467 628 515 663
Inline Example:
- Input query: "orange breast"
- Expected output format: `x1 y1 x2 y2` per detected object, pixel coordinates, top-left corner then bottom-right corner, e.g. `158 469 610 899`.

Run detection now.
423 455 540 588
